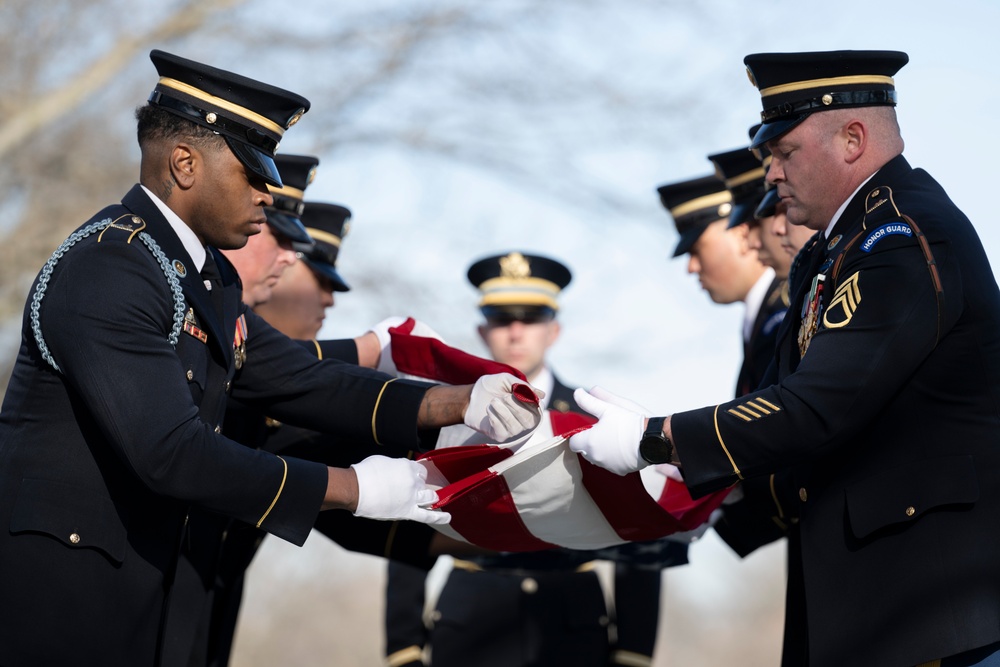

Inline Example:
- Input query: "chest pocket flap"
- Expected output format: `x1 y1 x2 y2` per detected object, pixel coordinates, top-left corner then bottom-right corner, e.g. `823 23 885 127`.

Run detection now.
10 478 127 564
845 455 979 540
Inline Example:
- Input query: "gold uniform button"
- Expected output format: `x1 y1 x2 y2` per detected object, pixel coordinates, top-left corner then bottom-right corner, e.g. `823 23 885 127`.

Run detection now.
186 369 194 381
905 506 916 517
798 488 808 503
225 380 231 392
69 533 81 544
521 577 538 594
214 425 221 434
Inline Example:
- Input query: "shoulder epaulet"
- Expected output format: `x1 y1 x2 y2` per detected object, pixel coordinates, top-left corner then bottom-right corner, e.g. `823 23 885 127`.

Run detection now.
31 214 186 372
96 213 147 244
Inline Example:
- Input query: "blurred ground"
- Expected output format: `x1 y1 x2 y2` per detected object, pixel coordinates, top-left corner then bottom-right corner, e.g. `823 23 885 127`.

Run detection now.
232 529 785 666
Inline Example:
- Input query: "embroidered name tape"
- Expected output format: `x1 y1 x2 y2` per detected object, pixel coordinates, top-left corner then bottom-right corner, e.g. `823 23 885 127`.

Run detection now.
861 222 912 252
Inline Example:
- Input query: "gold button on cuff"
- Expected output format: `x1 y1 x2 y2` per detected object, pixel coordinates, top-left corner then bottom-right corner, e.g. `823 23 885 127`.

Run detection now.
905 506 916 517
69 533 81 544
521 577 538 594
798 488 808 503
186 369 194 381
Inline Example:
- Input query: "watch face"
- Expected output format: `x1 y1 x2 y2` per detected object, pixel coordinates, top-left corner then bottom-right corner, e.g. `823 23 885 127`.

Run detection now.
640 435 672 465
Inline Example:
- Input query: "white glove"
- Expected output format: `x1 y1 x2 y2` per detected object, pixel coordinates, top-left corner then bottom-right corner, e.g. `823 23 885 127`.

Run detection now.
464 372 544 443
588 385 652 416
567 386 646 475
369 316 445 375
351 455 451 525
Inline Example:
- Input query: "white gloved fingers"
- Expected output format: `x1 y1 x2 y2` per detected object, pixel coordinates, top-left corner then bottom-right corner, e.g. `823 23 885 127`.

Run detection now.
567 390 645 475
407 319 445 342
351 455 447 525
411 507 452 525
588 385 653 416
369 316 407 375
464 373 542 442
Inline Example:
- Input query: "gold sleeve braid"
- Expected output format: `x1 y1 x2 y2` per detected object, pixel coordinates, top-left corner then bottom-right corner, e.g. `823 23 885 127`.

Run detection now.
256 455 288 528
371 378 398 446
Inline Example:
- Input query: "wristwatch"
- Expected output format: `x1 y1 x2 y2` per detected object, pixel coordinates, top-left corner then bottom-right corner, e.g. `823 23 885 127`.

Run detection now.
639 416 674 465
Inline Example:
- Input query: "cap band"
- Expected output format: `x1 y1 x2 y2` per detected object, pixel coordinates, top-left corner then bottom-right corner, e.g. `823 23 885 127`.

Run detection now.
723 165 766 190
670 190 732 218
478 276 561 310
156 77 287 136
268 183 305 201
759 74 895 97
305 228 343 247
761 89 897 121
149 90 280 155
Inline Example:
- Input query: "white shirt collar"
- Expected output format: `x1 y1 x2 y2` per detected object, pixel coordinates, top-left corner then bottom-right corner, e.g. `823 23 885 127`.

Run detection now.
140 184 207 271
528 365 555 411
823 172 877 239
743 267 776 342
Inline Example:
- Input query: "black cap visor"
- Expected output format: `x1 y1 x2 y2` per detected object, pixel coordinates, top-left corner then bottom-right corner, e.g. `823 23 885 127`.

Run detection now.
672 220 714 258
754 188 780 220
750 115 808 149
302 257 350 292
264 209 313 245
727 200 760 229
224 135 283 188
481 305 555 324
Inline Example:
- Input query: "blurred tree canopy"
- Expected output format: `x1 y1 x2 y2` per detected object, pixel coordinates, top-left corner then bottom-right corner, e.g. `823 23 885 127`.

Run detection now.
0 0 724 389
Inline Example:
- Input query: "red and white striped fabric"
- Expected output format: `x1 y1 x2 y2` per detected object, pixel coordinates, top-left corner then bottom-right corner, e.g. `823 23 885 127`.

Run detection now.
387 318 730 551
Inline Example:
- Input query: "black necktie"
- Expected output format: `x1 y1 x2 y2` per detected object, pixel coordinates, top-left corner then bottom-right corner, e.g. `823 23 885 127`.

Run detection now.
201 250 224 317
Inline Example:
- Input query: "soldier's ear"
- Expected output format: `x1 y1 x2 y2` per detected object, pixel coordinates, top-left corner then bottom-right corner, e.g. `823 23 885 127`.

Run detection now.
169 142 197 189
843 119 867 165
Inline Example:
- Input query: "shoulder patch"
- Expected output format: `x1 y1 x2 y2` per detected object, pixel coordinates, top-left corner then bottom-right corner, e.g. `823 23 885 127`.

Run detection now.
860 222 913 252
97 214 147 244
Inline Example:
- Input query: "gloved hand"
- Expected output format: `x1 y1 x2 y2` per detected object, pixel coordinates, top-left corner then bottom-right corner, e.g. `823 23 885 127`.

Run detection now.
463 372 544 443
369 316 445 375
351 455 451 525
568 386 647 475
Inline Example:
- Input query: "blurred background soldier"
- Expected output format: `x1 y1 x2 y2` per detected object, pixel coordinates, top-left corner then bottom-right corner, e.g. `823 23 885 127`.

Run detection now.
384 251 684 667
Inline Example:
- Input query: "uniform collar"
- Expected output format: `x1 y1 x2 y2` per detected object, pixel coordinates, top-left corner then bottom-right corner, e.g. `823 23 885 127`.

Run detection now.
140 184 207 271
744 267 776 341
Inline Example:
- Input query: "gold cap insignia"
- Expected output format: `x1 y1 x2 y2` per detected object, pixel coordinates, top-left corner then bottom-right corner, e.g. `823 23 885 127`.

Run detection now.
746 66 757 89
718 202 733 217
286 108 306 128
342 221 351 238
205 112 218 124
500 252 531 279
822 94 834 106
307 166 317 186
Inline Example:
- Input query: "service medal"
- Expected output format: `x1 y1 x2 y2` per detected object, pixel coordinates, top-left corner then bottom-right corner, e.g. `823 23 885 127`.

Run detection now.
233 314 249 370
797 272 825 358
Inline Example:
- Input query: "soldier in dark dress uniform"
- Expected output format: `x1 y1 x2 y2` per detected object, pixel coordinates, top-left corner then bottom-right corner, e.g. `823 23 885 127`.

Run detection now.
384 252 686 667
571 50 1000 667
0 50 540 667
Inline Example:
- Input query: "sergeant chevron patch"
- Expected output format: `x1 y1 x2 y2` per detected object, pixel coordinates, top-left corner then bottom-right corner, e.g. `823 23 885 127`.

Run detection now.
727 397 783 422
823 271 862 329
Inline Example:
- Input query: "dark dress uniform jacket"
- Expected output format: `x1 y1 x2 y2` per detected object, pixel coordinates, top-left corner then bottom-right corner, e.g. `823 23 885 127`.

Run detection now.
715 276 792 557
672 155 1000 667
0 185 431 667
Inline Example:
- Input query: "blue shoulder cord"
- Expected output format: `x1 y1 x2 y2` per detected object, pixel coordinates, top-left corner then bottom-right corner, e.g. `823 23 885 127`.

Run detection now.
30 217 187 372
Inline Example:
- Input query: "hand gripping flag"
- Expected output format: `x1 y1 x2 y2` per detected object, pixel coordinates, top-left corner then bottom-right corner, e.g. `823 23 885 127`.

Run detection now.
387 318 730 551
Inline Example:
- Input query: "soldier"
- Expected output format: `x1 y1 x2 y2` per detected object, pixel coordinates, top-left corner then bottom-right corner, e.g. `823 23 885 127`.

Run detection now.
253 201 352 340
656 173 776 397
221 153 317 309
570 50 1000 666
0 51 541 666
384 251 684 667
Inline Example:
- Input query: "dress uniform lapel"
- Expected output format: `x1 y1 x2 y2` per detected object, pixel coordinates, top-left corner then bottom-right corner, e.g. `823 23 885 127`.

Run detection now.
121 185 232 362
